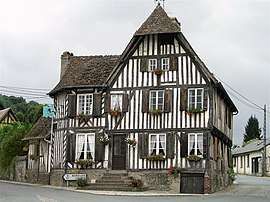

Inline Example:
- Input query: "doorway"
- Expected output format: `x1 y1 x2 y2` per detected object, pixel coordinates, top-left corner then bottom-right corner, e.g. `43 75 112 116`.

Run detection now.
112 134 126 170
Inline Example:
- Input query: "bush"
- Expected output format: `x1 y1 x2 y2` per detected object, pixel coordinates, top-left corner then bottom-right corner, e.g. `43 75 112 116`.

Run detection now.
76 178 88 187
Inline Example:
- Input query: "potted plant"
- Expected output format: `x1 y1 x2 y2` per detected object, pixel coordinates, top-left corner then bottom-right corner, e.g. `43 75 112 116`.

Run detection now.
125 137 137 148
149 109 163 116
154 68 163 75
146 153 165 161
186 107 202 115
76 113 90 123
128 177 144 190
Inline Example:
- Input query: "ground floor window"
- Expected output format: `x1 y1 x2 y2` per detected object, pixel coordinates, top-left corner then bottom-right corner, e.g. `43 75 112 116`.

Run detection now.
188 133 203 156
76 133 95 160
149 134 166 157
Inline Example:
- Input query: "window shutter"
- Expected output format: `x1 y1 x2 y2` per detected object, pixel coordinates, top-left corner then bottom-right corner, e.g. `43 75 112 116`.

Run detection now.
169 56 178 71
166 132 175 159
66 133 76 163
92 93 102 117
180 133 188 157
104 94 111 113
122 94 129 113
95 133 105 161
164 89 173 113
68 94 76 118
140 58 148 72
139 133 149 158
203 87 208 111
180 87 188 111
141 89 149 113
203 133 207 158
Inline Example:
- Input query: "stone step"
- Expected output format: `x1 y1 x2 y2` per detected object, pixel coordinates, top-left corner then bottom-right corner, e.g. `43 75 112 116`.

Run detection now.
90 182 127 187
81 185 132 191
96 180 129 184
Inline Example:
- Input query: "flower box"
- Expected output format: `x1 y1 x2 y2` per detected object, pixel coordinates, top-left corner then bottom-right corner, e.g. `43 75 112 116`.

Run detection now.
146 153 165 161
76 113 90 123
154 68 163 75
109 109 121 117
149 109 163 116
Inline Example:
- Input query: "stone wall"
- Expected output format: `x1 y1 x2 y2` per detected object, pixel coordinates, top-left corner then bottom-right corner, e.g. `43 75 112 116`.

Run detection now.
13 156 27 182
129 170 180 193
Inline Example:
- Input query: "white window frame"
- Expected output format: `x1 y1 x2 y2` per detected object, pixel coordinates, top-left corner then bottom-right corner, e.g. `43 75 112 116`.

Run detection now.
188 133 203 156
77 94 93 115
76 133 95 160
110 94 123 111
148 59 157 71
149 90 164 110
149 133 166 157
161 58 169 70
188 88 204 110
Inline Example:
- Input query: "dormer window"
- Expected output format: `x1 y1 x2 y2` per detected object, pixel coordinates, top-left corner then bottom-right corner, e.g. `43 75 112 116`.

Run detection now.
148 59 157 71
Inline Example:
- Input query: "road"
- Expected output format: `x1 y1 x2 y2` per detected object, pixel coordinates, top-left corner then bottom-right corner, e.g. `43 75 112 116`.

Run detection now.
0 175 269 202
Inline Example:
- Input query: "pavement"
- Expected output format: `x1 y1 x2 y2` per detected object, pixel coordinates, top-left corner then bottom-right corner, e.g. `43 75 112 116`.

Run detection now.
0 179 202 197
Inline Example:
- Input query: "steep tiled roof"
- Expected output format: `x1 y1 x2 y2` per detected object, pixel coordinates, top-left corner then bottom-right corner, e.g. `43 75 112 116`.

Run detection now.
49 55 120 95
134 5 180 36
232 138 270 155
23 117 51 140
0 108 17 123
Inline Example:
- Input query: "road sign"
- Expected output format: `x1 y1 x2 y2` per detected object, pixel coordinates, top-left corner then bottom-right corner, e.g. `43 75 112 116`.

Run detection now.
62 174 86 181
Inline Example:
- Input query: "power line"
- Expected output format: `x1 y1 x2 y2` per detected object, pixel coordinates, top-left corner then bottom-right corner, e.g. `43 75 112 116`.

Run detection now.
0 85 50 91
213 74 266 111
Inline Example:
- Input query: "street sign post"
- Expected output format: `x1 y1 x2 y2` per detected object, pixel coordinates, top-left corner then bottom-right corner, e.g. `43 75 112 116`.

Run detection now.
62 174 86 181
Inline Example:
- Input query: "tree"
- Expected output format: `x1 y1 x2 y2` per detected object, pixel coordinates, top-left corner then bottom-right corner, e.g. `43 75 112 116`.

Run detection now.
243 115 261 143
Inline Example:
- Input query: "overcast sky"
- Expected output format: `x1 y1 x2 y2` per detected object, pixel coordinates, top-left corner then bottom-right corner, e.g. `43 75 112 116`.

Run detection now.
0 0 269 145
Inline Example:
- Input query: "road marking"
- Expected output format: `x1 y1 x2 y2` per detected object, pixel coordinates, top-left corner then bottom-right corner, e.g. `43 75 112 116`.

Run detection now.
37 195 60 202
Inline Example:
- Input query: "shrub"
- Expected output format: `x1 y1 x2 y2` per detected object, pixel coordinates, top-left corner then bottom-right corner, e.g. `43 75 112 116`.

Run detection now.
76 178 88 187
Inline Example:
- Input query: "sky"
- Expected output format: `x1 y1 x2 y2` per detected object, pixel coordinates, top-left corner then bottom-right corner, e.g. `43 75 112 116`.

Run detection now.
0 0 269 145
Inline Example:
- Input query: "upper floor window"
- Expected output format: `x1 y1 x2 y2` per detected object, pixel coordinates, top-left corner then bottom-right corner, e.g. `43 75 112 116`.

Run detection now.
161 58 169 70
111 94 123 112
150 90 164 110
76 133 95 160
77 94 93 115
188 88 203 110
148 59 157 71
149 133 166 157
188 133 203 156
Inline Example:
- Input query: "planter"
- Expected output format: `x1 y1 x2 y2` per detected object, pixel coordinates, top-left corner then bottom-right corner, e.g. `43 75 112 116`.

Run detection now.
149 109 163 116
154 68 163 75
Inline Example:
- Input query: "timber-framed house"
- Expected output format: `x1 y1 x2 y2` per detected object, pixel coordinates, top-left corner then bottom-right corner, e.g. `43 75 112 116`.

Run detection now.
49 5 238 193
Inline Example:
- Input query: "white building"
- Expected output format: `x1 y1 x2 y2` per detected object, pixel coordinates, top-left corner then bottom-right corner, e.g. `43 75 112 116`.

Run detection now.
232 138 270 176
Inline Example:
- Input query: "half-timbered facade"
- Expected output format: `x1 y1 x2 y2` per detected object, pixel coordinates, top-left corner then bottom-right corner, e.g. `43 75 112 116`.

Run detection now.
49 5 238 193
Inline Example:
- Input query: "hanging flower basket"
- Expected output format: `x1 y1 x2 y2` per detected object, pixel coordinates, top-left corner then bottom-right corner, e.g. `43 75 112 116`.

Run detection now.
98 135 111 146
125 137 137 148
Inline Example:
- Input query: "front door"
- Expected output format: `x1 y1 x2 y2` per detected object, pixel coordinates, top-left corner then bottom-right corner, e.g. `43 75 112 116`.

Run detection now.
112 134 126 170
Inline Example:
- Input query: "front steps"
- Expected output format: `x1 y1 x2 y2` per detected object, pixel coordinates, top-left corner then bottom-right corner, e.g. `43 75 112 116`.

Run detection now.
82 171 132 191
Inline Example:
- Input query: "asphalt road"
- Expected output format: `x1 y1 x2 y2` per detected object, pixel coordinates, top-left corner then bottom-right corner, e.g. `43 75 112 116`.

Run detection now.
0 175 269 202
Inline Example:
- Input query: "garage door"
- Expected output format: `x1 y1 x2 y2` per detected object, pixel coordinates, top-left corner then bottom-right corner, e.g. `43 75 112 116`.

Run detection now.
180 173 204 194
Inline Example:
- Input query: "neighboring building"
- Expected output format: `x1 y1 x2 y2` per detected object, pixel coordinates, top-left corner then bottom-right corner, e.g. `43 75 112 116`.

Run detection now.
48 5 238 193
22 117 52 184
0 108 18 124
232 138 270 177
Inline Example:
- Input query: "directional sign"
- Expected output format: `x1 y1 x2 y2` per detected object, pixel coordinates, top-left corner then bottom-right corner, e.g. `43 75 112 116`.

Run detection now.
62 174 86 181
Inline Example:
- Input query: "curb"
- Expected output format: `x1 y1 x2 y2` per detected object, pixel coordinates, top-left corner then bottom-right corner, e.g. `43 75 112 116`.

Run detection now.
0 180 203 197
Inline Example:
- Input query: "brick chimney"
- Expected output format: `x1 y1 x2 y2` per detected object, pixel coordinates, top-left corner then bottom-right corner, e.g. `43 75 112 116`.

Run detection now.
60 51 73 79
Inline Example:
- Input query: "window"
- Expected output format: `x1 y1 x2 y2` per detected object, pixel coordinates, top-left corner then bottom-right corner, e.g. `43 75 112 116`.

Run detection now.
76 133 95 160
148 59 157 71
111 94 123 111
247 155 250 168
149 134 166 156
77 94 93 115
150 90 164 110
161 58 169 70
188 133 203 156
188 88 203 110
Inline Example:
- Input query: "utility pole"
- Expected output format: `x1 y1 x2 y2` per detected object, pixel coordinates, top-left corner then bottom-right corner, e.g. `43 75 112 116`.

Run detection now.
262 104 266 177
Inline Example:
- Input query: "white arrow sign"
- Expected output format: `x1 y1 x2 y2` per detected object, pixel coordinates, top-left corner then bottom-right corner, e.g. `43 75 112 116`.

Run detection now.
62 174 86 181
